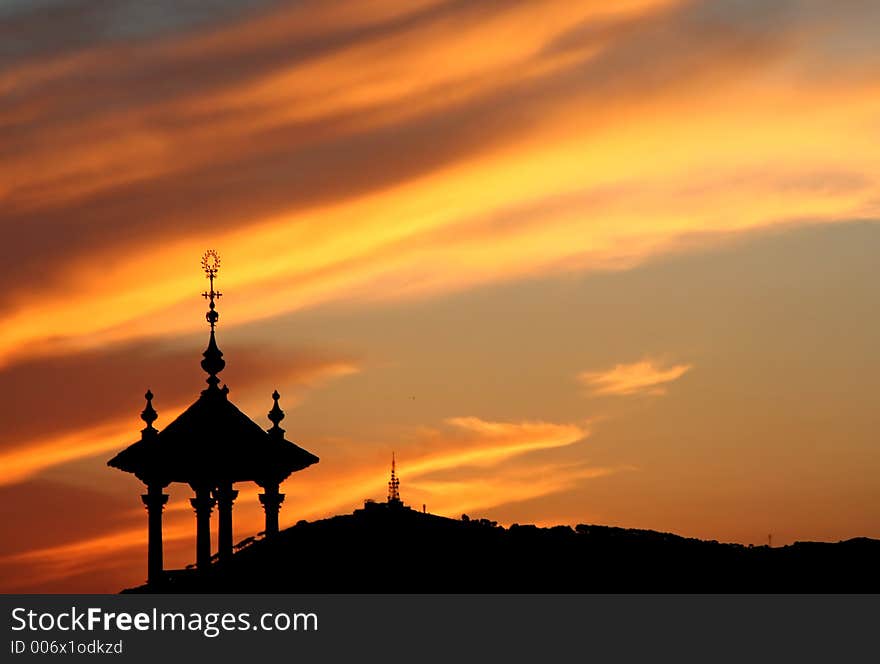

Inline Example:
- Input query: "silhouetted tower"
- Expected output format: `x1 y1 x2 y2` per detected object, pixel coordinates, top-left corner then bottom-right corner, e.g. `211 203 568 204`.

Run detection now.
388 452 401 505
108 251 319 584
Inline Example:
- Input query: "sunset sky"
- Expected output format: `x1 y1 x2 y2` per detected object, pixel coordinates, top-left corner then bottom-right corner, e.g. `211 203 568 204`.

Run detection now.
1 0 879 592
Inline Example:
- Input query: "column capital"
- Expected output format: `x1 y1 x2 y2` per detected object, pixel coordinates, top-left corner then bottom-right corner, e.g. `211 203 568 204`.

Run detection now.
190 494 216 514
212 486 239 505
141 492 169 511
259 491 286 507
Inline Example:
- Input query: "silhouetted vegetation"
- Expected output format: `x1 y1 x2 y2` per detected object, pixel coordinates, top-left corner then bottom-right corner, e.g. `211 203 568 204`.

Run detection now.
126 502 880 593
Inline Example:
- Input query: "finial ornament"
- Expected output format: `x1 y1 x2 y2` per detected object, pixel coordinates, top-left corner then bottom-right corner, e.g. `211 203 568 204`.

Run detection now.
141 389 158 434
201 250 222 331
200 250 225 391
268 390 285 436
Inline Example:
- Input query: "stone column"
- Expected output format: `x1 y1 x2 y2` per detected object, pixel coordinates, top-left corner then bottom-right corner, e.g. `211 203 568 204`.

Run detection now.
190 487 215 570
213 483 238 563
141 484 169 585
258 483 285 538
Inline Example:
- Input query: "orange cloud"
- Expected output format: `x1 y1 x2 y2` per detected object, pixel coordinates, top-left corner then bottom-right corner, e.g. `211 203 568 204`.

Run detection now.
3 0 879 371
0 522 192 592
579 359 692 396
408 461 619 519
0 419 136 488
276 416 591 520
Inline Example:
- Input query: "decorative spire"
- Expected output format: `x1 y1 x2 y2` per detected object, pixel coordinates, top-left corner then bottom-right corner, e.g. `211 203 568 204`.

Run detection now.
388 452 401 504
268 390 285 437
201 249 222 331
200 250 225 392
140 389 158 436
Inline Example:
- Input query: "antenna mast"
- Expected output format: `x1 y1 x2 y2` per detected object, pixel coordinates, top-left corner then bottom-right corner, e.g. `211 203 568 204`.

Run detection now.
388 452 401 504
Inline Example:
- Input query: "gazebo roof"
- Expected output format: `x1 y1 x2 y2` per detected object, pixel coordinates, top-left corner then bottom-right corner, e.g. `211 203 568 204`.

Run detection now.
107 385 319 486
107 256 319 487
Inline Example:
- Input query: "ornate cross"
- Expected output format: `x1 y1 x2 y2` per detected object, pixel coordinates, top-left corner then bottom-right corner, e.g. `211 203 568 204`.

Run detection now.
201 249 222 330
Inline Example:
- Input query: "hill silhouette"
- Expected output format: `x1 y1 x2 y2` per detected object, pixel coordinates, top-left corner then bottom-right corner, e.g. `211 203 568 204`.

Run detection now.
125 501 880 593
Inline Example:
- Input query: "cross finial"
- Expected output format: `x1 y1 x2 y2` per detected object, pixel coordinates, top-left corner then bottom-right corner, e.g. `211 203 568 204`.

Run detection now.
201 249 222 331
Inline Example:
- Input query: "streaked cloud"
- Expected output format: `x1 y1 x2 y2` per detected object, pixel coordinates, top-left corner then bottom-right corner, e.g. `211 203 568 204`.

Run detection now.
278 416 591 521
579 359 691 396
2 0 880 368
408 461 620 519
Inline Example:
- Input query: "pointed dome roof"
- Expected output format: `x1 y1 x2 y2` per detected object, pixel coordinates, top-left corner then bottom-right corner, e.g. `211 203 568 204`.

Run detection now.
108 385 318 486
